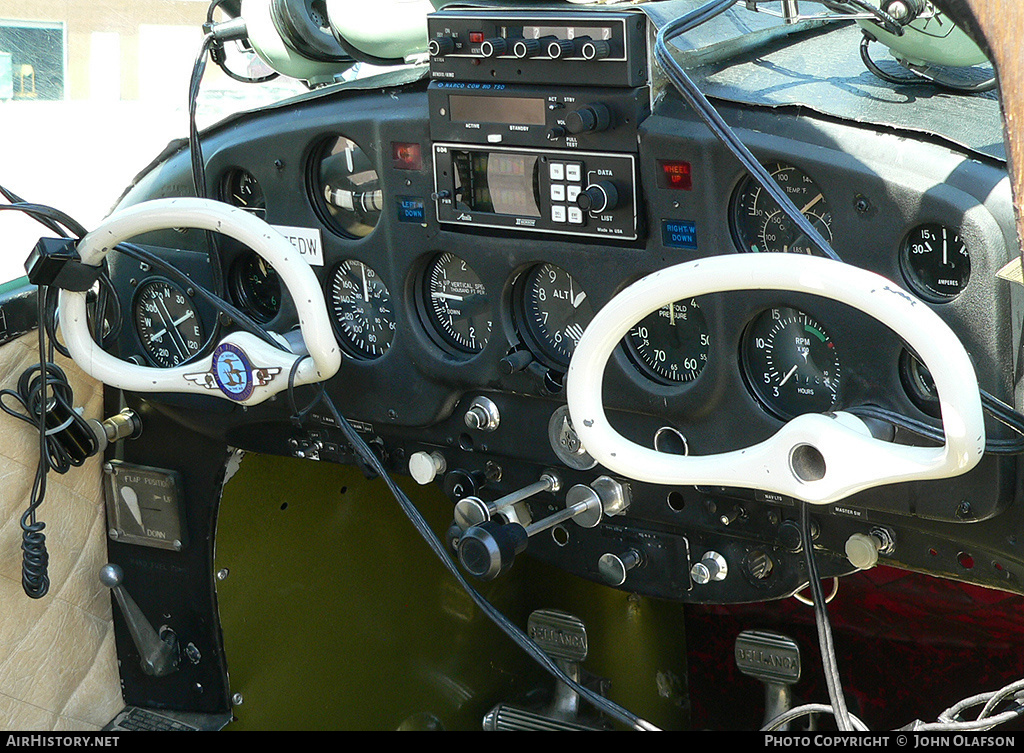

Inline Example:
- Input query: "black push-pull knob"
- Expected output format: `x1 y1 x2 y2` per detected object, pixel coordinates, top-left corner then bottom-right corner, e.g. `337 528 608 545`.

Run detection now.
458 520 529 580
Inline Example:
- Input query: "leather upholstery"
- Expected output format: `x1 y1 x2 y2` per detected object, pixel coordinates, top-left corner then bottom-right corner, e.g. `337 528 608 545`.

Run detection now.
0 333 122 730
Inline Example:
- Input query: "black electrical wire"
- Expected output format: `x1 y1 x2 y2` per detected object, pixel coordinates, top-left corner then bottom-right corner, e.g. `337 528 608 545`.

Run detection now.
654 0 842 262
800 501 854 731
0 290 100 598
316 389 658 730
205 0 281 84
188 34 226 298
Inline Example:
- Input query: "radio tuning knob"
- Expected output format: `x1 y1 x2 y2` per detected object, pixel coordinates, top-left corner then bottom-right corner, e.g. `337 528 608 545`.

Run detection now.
513 37 550 58
576 181 619 213
564 103 611 135
547 38 576 58
480 37 508 57
581 39 612 60
428 36 456 56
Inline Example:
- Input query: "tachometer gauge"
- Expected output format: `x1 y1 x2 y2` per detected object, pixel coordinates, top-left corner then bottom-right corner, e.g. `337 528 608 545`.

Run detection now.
328 260 395 360
423 253 492 354
742 307 841 419
221 168 266 218
625 299 710 383
899 223 971 302
133 279 205 368
730 163 832 255
312 136 382 238
230 251 281 324
518 263 593 368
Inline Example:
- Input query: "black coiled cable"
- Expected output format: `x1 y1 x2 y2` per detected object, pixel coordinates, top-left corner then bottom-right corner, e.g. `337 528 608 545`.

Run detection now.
0 291 100 598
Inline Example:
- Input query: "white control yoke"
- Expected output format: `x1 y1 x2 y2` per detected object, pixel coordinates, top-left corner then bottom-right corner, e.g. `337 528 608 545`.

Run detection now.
566 254 985 505
59 198 341 406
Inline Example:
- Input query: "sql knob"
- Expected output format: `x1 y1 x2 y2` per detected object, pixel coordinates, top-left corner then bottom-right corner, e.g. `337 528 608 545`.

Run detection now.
690 551 728 585
576 181 619 214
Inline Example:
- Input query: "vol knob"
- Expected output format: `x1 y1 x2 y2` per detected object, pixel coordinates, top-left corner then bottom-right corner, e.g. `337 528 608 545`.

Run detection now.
576 181 619 213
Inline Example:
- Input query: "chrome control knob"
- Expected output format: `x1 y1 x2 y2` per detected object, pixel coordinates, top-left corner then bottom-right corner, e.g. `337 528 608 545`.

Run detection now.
598 549 642 586
690 551 728 584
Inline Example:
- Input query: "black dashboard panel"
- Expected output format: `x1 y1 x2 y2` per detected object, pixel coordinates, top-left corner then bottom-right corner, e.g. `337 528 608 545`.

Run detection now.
105 15 1022 610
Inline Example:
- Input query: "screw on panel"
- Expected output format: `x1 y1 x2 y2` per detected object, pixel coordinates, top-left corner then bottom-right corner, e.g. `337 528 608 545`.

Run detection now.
232 693 244 706
217 568 230 581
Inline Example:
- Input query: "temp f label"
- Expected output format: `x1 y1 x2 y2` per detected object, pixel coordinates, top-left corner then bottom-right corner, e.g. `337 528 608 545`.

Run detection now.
272 225 324 266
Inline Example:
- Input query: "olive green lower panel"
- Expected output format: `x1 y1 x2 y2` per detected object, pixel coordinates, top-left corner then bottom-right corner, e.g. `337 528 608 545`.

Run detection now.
215 453 689 730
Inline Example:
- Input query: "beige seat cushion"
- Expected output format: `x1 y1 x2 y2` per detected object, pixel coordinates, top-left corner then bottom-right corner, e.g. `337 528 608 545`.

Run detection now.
0 333 122 730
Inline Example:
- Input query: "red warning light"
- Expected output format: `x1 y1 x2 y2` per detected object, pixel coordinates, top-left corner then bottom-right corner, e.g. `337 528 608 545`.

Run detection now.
658 160 692 191
392 142 423 171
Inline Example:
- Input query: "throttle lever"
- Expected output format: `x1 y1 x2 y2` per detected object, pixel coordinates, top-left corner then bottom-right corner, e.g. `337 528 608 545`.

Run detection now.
100 563 179 677
458 477 629 579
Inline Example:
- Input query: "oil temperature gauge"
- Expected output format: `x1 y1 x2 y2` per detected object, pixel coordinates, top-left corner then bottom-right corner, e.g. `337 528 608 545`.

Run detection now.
743 307 841 419
423 253 491 354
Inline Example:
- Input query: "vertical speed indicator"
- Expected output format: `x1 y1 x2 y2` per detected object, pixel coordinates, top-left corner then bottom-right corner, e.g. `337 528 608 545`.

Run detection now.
742 307 841 419
424 253 492 354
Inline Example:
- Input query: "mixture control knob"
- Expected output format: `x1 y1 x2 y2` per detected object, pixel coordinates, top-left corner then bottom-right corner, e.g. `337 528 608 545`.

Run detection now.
599 549 642 586
428 36 456 56
459 477 627 580
565 103 611 135
576 181 619 214
480 37 508 57
458 520 529 581
408 451 446 485
690 551 728 585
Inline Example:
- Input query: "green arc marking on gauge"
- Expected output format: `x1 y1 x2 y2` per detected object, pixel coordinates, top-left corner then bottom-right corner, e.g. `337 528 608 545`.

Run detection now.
804 324 827 342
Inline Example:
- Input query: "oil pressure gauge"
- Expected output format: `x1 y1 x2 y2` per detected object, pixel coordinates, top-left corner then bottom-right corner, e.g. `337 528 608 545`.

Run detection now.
900 223 971 302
